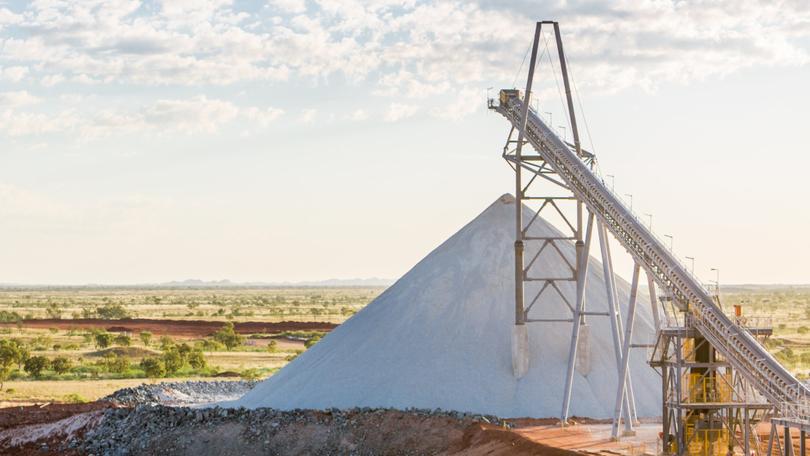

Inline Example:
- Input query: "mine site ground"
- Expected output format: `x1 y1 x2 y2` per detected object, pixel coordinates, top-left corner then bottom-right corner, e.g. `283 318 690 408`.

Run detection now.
0 285 809 454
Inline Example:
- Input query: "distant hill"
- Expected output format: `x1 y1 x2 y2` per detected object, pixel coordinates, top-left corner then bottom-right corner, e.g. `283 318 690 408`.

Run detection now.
0 278 393 290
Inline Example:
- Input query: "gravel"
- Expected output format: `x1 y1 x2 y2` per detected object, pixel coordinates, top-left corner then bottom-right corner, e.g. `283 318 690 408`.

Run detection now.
101 381 258 407
79 405 510 456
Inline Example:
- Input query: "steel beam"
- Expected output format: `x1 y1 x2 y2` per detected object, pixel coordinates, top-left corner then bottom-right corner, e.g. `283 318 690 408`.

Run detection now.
612 263 640 439
561 211 594 422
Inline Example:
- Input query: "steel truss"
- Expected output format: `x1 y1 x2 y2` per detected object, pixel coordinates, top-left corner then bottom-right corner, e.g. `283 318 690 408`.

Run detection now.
650 314 775 455
499 21 661 435
493 20 810 452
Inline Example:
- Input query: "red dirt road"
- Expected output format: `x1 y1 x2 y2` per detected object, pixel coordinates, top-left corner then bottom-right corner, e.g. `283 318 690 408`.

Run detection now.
0 318 337 338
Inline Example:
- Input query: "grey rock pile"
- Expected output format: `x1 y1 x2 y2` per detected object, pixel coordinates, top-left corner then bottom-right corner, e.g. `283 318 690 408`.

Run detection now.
79 405 509 456
101 381 257 406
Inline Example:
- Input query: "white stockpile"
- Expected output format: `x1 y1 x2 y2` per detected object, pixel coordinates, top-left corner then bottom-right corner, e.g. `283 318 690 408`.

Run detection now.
226 194 661 418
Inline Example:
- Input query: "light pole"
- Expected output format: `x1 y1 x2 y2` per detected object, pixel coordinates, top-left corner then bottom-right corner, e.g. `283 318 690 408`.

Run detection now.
606 174 615 192
624 193 633 211
486 87 493 104
559 125 567 141
685 256 695 274
644 213 653 231
545 112 552 127
664 234 673 252
711 267 720 290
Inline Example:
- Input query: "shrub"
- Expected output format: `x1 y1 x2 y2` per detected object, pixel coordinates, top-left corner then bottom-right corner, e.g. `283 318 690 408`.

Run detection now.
51 356 72 375
96 303 129 319
304 335 322 348
114 334 132 347
139 331 152 347
799 326 809 335
24 356 50 378
140 357 166 379
104 355 130 374
240 368 261 381
188 350 206 370
63 393 87 404
159 336 175 351
94 332 113 349
213 322 244 350
162 348 184 374
266 340 278 353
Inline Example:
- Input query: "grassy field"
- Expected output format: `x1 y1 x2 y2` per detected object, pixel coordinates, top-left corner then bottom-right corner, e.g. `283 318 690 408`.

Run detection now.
0 284 809 404
0 287 385 404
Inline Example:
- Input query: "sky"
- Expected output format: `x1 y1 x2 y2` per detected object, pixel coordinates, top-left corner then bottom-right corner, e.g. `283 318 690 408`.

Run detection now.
0 0 809 285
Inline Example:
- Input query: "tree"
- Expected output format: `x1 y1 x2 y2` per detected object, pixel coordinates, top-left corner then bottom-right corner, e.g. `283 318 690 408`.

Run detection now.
188 350 206 370
51 356 72 375
140 357 165 379
0 340 20 388
24 356 49 378
213 322 243 350
114 334 131 347
162 348 184 374
3 339 29 370
139 331 152 347
94 332 113 349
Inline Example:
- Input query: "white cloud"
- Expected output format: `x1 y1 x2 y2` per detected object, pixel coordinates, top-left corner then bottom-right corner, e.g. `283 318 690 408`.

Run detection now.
298 108 317 124
0 66 29 83
270 0 308 14
143 96 240 133
0 0 807 123
384 103 418 122
0 96 284 139
0 91 41 107
41 74 65 87
349 109 368 121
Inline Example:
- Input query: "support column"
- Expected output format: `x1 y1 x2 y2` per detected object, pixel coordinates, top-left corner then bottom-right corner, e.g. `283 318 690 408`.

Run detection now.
598 221 633 426
612 263 640 439
744 408 750 456
787 427 794 456
648 274 661 329
511 22 542 379
561 212 594 422
800 430 806 456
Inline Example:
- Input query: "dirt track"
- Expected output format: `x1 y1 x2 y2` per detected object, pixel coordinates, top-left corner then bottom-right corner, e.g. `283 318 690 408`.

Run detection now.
0 318 337 338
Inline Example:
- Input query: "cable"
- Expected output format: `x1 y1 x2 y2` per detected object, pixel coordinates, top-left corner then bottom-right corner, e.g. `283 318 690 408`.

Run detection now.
511 43 531 89
542 33 570 138
566 54 598 159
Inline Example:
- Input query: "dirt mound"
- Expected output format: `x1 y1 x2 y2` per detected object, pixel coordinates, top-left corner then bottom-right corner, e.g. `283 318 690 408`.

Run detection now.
0 403 111 430
86 347 158 358
0 318 337 338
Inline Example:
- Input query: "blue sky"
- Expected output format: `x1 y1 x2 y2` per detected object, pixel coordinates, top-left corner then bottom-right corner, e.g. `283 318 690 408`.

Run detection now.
0 0 809 284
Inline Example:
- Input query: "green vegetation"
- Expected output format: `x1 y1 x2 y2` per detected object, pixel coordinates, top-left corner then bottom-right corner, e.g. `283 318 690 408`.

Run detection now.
0 287 384 401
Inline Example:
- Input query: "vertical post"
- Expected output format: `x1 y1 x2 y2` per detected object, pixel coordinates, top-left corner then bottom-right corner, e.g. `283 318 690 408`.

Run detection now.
787 427 794 456
612 263 640 439
514 22 542 327
561 211 594 422
648 274 661 329
801 430 806 456
552 22 582 157
662 365 670 454
603 226 637 422
511 22 542 379
598 221 633 426
744 408 751 456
